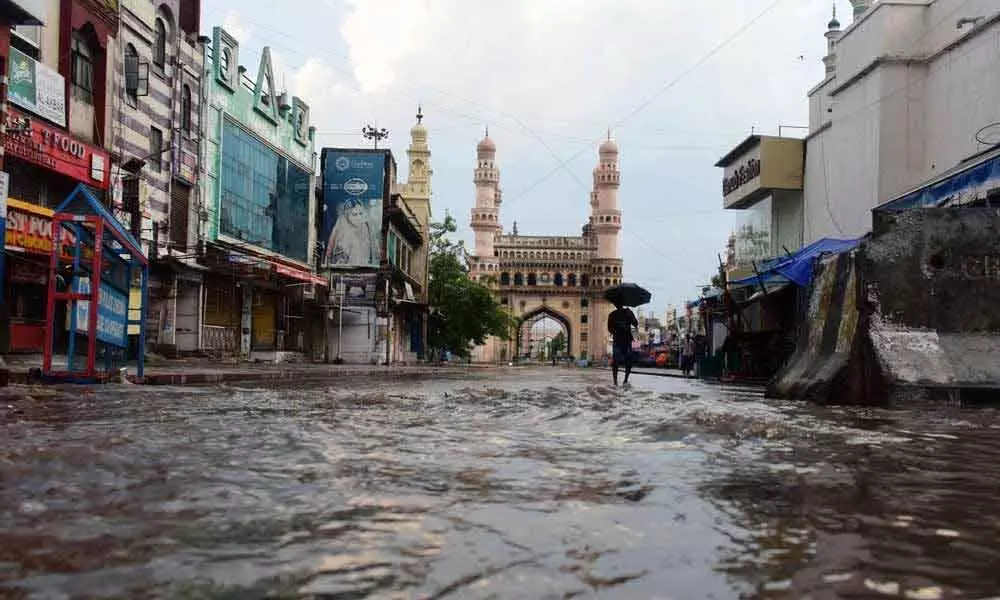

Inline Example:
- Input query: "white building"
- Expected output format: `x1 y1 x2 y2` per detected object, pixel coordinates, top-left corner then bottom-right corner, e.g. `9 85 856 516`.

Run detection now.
805 0 1000 241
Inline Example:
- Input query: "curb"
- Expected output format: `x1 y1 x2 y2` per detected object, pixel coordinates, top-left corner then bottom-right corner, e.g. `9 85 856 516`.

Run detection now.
2 365 493 387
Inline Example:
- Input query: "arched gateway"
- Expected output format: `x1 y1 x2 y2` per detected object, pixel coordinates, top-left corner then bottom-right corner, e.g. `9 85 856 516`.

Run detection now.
468 133 624 363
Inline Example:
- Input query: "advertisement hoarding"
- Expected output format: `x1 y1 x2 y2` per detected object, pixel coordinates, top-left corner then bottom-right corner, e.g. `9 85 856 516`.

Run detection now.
4 107 109 189
8 47 66 127
69 277 130 348
321 150 385 268
332 273 378 307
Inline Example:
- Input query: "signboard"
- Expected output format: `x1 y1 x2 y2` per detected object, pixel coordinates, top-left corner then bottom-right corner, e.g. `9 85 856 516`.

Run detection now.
0 172 8 216
4 107 110 189
5 198 79 258
70 277 129 348
331 273 377 307
8 47 66 127
321 150 385 268
722 142 763 209
719 136 804 210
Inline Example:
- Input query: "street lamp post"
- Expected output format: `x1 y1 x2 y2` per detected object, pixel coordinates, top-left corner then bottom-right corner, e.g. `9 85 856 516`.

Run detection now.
362 124 389 149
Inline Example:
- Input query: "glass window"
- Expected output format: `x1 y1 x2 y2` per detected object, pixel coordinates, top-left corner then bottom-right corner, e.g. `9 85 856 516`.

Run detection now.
387 233 397 266
71 30 93 104
149 126 163 172
180 85 192 133
124 44 139 103
154 18 167 67
219 119 311 262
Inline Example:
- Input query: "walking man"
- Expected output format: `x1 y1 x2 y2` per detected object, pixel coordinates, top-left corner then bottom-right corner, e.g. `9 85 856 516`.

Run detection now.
607 302 638 387
682 335 695 377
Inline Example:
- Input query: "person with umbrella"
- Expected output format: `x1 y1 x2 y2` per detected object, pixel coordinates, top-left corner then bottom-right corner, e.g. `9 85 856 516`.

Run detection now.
604 283 651 387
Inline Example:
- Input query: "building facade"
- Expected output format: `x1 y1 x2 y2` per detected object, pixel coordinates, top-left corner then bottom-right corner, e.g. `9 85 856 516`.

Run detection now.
805 0 1000 241
1 0 117 353
114 0 202 355
199 25 322 361
469 133 624 362
716 134 805 282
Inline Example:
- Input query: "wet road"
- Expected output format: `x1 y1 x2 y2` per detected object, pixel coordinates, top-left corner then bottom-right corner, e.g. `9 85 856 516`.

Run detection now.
2 368 1000 599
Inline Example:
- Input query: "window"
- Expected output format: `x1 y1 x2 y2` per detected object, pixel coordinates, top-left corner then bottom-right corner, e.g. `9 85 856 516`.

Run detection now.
568 274 577 287
153 18 167 67
581 315 589 324
527 273 537 286
220 47 232 80
71 30 94 104
500 272 510 286
581 275 590 288
124 44 140 103
180 85 192 133
219 119 311 262
148 127 163 172
554 273 564 287
514 272 524 286
11 25 41 60
581 298 589 308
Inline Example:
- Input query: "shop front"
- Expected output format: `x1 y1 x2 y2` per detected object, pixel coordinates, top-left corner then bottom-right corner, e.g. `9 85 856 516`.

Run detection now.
2 105 111 354
4 199 79 352
200 244 326 359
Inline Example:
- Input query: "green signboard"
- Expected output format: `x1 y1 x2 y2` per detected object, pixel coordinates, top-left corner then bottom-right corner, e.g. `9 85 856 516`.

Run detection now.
8 47 66 126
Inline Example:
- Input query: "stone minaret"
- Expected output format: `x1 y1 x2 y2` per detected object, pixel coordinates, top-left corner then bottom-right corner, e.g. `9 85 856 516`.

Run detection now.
823 4 842 77
592 136 621 260
404 105 432 300
471 129 501 267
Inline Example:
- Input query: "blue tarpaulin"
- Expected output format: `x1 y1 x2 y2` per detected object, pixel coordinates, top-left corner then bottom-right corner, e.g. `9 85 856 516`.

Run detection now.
875 146 1000 212
731 237 862 288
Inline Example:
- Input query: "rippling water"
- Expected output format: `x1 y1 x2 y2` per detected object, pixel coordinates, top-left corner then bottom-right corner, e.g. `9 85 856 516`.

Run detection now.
2 369 1000 599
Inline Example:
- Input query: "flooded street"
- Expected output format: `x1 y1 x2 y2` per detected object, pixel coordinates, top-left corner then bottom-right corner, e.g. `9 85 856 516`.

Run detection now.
2 368 1000 599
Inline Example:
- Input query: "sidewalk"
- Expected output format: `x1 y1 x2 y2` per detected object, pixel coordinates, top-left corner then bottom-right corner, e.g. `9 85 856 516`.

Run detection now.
0 354 499 386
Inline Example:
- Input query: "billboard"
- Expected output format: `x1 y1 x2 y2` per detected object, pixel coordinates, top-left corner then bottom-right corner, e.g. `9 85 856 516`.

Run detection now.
8 47 66 127
69 277 129 348
321 150 385 268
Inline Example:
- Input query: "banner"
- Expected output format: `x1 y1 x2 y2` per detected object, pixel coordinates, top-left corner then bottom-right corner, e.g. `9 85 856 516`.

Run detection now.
331 273 378 307
70 277 129 348
8 47 66 127
321 150 385 268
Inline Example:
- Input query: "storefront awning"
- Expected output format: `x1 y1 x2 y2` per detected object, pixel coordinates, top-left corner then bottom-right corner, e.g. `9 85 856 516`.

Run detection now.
875 145 1000 212
731 237 861 289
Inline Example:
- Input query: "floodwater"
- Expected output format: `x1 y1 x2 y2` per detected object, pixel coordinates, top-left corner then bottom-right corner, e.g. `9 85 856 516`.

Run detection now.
2 369 1000 599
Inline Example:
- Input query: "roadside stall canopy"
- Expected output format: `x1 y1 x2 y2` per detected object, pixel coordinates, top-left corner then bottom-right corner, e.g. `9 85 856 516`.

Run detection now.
731 237 862 289
875 145 1000 212
42 184 149 382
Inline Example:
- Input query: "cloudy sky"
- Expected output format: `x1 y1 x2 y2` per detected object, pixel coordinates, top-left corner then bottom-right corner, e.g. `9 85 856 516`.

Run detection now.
201 0 847 315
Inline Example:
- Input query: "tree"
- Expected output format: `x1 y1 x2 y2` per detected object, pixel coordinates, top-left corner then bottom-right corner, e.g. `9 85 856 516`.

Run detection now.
427 214 513 359
550 331 566 357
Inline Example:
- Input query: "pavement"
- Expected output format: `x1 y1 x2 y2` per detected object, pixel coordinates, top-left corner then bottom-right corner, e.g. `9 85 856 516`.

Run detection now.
0 354 504 386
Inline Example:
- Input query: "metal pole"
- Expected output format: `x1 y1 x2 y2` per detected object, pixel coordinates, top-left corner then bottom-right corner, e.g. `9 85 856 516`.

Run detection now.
337 276 343 362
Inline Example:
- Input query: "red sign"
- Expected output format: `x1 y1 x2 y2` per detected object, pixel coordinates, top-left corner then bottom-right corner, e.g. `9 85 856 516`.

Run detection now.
3 106 110 190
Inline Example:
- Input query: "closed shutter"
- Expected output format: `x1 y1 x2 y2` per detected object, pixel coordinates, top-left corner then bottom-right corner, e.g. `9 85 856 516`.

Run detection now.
170 182 191 252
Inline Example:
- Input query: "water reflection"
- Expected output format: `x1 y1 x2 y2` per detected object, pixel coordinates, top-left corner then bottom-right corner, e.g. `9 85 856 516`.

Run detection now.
2 371 1000 598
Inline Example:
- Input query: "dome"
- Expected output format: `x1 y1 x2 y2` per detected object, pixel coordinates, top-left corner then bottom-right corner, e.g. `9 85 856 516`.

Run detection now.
599 138 619 156
410 121 427 142
828 16 841 29
477 134 496 153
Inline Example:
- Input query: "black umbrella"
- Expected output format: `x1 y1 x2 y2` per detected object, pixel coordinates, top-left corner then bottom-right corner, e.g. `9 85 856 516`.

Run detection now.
603 282 651 307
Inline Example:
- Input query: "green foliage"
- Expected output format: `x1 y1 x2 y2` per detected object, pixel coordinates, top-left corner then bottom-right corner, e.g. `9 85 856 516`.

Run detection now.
427 214 513 358
550 331 566 357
